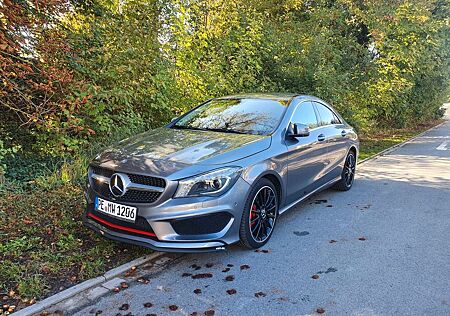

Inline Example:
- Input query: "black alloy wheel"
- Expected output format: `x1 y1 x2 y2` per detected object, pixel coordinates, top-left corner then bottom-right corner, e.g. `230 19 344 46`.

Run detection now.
240 178 278 249
333 151 356 191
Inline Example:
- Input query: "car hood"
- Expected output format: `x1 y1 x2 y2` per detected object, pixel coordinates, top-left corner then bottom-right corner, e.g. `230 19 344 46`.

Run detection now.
93 127 270 178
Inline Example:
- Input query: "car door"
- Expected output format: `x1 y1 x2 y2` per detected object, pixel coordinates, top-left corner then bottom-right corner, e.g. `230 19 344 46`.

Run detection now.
285 101 328 204
313 102 348 180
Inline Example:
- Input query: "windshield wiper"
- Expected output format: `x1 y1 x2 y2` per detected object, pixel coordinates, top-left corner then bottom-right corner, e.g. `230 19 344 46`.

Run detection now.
171 125 208 132
205 128 249 135
172 125 249 135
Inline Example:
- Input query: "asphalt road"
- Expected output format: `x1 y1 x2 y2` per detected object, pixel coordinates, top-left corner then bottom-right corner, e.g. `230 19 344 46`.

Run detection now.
73 114 450 316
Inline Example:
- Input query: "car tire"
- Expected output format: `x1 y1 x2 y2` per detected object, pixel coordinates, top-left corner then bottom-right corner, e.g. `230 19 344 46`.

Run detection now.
333 150 356 191
239 178 278 249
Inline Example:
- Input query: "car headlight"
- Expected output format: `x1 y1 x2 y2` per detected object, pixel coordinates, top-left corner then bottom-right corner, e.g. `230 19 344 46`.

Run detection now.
174 167 242 198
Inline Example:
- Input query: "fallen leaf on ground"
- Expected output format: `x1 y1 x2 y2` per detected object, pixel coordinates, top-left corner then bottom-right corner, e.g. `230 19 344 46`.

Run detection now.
143 302 153 308
137 277 150 284
358 237 367 241
316 307 326 314
254 292 266 298
124 266 137 277
169 305 178 311
225 275 235 281
205 263 214 268
120 282 129 289
192 273 213 279
222 268 230 273
329 240 337 243
240 264 250 270
226 289 237 295
182 273 192 277
293 231 310 236
112 287 120 293
204 310 215 316
119 303 129 311
312 274 320 279
42 266 51 274
194 288 202 294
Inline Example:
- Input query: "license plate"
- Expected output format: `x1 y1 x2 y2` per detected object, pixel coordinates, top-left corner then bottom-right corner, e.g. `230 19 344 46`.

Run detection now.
95 197 137 222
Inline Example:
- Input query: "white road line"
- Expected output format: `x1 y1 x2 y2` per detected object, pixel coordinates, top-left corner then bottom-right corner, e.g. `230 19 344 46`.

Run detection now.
436 141 449 151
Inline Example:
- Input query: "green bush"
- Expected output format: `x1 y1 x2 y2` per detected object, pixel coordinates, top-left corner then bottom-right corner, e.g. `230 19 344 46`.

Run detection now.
1 0 449 161
0 138 20 183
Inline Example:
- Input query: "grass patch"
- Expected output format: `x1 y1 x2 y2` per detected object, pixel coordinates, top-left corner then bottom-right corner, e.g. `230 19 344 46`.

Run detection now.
0 185 150 311
0 119 443 313
358 120 443 160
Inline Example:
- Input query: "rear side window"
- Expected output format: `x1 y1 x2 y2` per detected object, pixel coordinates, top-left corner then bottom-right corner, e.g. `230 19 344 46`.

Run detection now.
291 101 319 129
314 102 340 126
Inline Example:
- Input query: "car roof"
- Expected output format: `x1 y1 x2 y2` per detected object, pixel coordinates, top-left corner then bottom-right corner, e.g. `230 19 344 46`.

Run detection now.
216 93 299 102
215 93 326 104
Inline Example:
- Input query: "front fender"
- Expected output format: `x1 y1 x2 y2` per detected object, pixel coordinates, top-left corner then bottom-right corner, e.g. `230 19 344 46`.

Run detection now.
240 158 287 206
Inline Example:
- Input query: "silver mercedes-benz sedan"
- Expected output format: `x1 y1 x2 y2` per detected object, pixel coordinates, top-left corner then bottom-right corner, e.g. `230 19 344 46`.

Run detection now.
84 94 358 252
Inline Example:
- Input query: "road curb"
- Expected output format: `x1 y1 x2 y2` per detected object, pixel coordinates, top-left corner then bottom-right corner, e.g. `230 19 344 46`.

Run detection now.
358 120 447 165
13 252 164 316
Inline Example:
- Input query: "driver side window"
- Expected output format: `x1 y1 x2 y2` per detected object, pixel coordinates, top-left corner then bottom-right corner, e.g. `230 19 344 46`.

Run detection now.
291 101 319 129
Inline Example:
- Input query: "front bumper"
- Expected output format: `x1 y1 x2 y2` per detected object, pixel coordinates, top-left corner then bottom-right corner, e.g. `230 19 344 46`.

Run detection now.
83 177 250 252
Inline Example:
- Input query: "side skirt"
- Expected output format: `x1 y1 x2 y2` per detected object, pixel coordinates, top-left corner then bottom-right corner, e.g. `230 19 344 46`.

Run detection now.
278 176 341 215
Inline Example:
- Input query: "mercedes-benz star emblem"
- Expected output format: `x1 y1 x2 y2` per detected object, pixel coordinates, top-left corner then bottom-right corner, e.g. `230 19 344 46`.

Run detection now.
109 173 129 197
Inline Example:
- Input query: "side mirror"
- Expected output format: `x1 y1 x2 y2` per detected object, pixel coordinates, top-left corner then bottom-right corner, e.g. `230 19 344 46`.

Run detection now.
287 123 310 138
171 117 178 122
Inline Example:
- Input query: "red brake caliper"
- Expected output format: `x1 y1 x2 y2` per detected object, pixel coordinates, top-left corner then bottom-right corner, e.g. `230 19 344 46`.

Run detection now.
250 204 257 226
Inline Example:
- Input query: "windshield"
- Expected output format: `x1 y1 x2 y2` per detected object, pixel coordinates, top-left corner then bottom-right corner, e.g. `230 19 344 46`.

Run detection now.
173 98 289 135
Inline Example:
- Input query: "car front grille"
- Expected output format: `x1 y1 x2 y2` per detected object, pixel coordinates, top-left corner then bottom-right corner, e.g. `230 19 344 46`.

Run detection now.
90 166 166 204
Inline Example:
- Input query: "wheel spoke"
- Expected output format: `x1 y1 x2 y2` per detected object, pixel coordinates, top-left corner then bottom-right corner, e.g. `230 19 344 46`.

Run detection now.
265 193 275 207
251 219 260 233
254 220 262 237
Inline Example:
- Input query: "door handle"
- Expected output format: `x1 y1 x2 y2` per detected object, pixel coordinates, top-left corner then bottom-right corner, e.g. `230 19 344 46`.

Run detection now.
318 134 326 142
341 130 347 137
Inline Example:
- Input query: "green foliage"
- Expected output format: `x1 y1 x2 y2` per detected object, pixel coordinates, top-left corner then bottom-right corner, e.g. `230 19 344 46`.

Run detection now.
0 185 150 299
0 136 20 181
1 0 449 158
0 236 42 256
